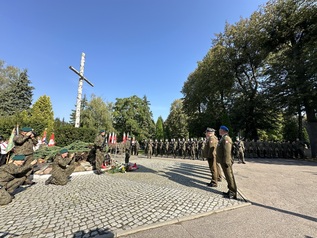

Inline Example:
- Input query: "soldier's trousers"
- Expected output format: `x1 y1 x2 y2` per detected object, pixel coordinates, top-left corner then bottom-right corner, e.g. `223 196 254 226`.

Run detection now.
125 150 130 164
207 157 218 185
23 154 34 179
48 165 76 186
238 152 245 163
0 188 12 205
220 163 237 194
147 149 152 159
95 149 104 171
0 177 26 205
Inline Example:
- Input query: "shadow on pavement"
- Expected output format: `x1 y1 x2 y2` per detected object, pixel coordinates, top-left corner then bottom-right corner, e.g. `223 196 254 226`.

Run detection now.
73 227 115 238
0 231 19 237
244 158 317 166
159 163 224 196
251 201 317 223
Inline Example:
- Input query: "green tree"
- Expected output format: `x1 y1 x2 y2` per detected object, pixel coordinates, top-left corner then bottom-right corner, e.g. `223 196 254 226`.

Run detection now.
155 116 164 140
69 94 88 125
0 62 33 116
80 94 114 131
261 0 317 156
113 95 155 141
30 95 55 138
164 99 189 139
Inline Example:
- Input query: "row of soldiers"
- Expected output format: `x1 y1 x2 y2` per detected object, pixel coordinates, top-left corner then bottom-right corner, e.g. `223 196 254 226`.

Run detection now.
243 139 306 159
142 138 207 160
141 138 307 160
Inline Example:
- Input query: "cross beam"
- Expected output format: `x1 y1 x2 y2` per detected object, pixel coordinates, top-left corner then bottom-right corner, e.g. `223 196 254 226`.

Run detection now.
69 66 94 87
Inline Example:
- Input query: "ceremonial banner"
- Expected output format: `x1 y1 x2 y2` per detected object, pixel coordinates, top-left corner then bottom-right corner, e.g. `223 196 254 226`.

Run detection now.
42 128 47 144
5 127 16 153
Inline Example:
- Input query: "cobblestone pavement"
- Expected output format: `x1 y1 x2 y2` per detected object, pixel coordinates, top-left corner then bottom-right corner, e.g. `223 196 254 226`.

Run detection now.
0 156 249 238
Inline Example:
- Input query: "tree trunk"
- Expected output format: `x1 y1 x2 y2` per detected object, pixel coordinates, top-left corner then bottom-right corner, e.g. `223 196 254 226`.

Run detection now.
306 122 317 158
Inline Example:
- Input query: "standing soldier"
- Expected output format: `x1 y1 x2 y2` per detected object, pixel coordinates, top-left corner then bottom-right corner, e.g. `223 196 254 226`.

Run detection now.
158 139 163 157
235 137 246 164
153 139 158 157
163 139 169 157
216 125 237 199
13 127 38 185
135 140 140 156
203 128 219 187
93 129 106 175
173 139 178 158
0 154 37 205
197 138 204 160
45 148 76 185
182 138 187 159
190 138 196 160
244 139 250 158
177 139 182 157
125 137 131 166
147 139 153 159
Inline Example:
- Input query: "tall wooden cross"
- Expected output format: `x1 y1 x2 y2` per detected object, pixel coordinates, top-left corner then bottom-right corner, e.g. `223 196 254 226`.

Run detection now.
69 52 94 128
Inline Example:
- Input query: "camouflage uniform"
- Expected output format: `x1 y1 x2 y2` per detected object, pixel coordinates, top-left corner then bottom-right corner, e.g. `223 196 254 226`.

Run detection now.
0 161 33 205
147 140 153 159
235 139 246 163
125 139 131 164
46 154 75 185
13 132 37 164
13 129 38 183
153 140 158 157
94 133 106 174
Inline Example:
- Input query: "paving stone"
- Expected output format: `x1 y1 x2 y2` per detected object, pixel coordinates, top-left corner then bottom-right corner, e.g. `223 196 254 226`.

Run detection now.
0 156 247 237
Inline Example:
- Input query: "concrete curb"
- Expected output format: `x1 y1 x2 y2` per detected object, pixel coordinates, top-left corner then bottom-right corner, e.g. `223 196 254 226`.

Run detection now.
115 202 251 237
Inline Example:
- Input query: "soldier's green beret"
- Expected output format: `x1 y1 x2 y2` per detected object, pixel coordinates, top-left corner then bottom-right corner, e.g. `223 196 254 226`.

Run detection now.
99 129 105 133
60 148 69 154
21 127 32 132
12 154 26 161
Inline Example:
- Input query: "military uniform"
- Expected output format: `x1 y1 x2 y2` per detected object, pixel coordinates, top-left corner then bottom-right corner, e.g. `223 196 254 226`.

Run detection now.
125 138 131 164
147 140 153 159
45 149 75 185
216 126 237 199
13 127 38 164
94 131 106 174
235 139 246 164
202 128 219 187
0 155 34 205
13 127 38 185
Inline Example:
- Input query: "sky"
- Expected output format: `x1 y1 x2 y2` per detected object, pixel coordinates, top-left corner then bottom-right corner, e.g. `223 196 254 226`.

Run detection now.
1 0 268 122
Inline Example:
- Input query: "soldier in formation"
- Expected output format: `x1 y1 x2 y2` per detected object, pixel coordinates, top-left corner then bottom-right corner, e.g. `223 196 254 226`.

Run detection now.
45 148 76 185
146 139 153 159
203 128 219 187
0 154 37 205
216 125 237 199
235 137 246 164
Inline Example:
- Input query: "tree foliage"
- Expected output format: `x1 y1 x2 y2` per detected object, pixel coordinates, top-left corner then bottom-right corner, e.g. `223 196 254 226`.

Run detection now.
30 95 55 138
113 95 155 141
79 94 114 131
155 116 164 140
0 62 34 116
164 99 189 139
